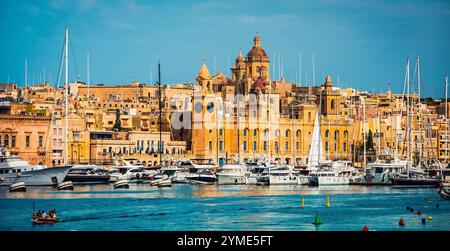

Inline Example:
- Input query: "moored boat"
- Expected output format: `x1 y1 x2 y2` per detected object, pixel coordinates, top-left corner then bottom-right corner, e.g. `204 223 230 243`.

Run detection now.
57 181 74 190
9 181 26 192
216 163 248 185
64 165 111 184
0 153 71 186
113 179 129 189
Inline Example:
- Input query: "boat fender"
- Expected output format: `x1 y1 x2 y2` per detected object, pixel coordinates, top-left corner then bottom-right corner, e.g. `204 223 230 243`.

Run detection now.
436 203 439 209
428 200 432 205
399 218 405 226
409 208 414 212
417 210 422 216
406 206 410 210
427 216 432 221
362 225 369 231
421 218 426 224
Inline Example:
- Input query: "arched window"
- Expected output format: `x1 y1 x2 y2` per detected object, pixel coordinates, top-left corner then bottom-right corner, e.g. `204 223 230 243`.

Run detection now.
325 130 329 138
274 141 279 153
285 130 290 138
219 129 223 136
285 142 289 151
334 130 339 140
331 99 335 110
208 141 212 151
253 129 257 137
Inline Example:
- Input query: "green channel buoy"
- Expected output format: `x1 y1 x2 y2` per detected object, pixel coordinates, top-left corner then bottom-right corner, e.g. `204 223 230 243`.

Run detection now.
312 213 323 225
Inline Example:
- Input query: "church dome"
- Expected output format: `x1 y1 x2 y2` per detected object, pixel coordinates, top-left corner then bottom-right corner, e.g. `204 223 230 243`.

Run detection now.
246 34 268 59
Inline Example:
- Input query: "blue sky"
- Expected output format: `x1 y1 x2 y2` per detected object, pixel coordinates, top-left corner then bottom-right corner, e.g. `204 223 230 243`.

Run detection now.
1 0 449 98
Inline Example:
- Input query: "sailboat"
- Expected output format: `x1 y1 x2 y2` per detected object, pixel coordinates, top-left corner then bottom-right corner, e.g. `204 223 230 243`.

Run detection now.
392 57 440 188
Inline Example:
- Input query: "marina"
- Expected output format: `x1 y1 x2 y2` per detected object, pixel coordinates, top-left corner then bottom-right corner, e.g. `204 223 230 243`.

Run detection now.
1 0 449 238
0 184 448 231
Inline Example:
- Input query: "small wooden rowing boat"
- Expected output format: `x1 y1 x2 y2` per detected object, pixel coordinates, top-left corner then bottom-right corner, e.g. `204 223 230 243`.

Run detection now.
32 216 59 224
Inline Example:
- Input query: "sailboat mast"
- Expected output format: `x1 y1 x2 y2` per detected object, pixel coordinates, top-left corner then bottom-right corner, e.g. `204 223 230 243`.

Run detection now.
268 81 272 163
64 28 69 165
406 58 411 175
417 56 423 167
363 96 366 167
87 52 90 99
446 75 448 164
25 58 27 88
158 62 162 167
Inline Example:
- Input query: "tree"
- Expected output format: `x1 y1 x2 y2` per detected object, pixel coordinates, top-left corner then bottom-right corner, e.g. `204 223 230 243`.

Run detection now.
112 109 122 131
366 129 374 150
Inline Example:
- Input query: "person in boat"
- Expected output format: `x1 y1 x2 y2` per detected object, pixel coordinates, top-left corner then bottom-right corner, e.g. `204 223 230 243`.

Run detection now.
41 210 48 218
36 210 42 217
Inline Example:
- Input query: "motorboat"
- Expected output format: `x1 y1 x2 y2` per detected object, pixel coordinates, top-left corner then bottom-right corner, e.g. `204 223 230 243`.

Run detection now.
9 181 26 192
246 162 269 185
268 164 299 185
216 163 248 185
186 169 217 184
355 157 407 185
0 152 71 186
173 159 217 184
57 181 74 190
438 165 450 199
309 161 354 186
156 178 172 187
119 167 157 183
113 179 129 189
64 164 111 184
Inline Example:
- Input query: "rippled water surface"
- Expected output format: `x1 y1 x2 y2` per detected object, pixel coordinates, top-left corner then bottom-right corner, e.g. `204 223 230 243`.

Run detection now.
0 184 448 231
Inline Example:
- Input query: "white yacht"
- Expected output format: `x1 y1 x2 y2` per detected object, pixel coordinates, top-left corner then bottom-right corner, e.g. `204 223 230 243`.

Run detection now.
269 164 299 185
245 162 269 185
309 161 353 186
358 157 407 184
216 164 248 185
0 153 71 186
174 159 217 184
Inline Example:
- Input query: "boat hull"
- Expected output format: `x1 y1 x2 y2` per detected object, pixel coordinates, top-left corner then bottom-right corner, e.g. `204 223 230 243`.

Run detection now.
217 174 246 185
64 174 111 184
269 175 298 185
0 166 71 186
392 178 440 188
317 176 350 186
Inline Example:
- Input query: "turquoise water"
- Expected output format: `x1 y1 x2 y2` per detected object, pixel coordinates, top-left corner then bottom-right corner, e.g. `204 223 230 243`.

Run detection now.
0 184 448 231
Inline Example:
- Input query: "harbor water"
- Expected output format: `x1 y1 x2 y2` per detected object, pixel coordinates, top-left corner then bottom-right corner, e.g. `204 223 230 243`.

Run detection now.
0 184 448 231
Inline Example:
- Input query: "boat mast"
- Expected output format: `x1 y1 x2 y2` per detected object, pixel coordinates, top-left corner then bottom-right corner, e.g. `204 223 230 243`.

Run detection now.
406 58 411 175
158 62 162 167
87 52 90 100
25 57 27 89
446 75 448 165
268 80 271 163
417 56 423 168
64 28 69 165
363 96 366 167
216 97 219 166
